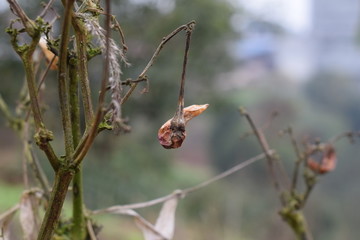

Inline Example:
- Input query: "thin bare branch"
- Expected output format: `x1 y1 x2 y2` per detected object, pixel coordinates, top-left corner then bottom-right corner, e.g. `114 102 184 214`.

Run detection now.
92 151 270 214
37 56 56 94
39 0 57 18
239 107 283 192
183 150 273 195
29 148 51 198
121 20 196 105
111 16 128 52
286 127 304 193
0 94 16 124
329 131 358 144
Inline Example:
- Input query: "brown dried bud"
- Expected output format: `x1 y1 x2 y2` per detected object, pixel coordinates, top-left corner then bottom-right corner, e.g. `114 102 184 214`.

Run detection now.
39 37 58 70
158 104 209 149
307 144 337 174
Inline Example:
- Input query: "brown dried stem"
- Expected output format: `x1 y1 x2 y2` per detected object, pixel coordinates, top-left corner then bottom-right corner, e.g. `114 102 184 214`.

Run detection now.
239 107 282 192
92 151 270 214
121 20 196 105
39 0 57 18
37 168 75 240
72 18 94 127
329 131 358 144
169 22 195 140
57 0 75 162
286 127 304 193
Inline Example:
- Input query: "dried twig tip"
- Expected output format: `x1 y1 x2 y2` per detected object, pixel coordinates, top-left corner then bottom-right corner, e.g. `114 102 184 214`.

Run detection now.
238 106 247 116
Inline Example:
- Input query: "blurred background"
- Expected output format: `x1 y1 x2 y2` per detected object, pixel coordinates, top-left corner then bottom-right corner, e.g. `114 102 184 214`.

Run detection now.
1 0 360 239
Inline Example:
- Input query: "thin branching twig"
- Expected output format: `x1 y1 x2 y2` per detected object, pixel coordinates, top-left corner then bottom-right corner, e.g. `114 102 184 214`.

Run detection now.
239 107 284 192
121 20 195 104
92 151 271 214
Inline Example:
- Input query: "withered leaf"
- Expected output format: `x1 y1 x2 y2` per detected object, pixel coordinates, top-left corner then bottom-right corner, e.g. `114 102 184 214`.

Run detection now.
39 37 58 70
153 197 178 239
307 144 337 174
0 204 20 240
20 192 40 240
99 195 180 240
158 104 209 149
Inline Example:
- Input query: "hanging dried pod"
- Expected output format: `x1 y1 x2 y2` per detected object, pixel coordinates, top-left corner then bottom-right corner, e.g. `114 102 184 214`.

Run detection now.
307 144 337 174
158 104 209 149
158 22 200 149
38 37 58 70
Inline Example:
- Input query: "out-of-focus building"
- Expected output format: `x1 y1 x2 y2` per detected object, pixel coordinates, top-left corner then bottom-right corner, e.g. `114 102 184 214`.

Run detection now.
312 0 360 74
226 0 360 87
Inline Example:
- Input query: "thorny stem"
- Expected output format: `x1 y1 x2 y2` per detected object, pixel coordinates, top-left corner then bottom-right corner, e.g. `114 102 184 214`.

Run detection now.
121 20 196 105
58 0 75 164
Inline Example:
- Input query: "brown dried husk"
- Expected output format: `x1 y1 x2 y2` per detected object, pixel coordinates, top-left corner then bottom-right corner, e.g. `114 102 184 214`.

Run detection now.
158 104 209 149
307 144 337 174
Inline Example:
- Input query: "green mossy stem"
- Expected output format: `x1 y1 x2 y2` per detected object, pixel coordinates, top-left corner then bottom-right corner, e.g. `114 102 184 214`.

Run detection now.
69 62 87 239
279 208 312 240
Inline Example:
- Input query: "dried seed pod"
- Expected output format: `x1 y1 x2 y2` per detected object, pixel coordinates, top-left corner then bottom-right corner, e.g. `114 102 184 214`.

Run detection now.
39 37 58 70
307 144 337 174
158 104 209 149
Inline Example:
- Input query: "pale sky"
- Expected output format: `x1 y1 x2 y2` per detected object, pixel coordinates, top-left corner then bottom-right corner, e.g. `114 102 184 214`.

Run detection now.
235 0 311 33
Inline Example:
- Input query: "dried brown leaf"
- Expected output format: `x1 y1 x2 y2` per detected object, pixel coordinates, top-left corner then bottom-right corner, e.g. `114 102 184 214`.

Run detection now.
108 209 166 240
101 196 180 240
19 192 40 240
0 204 20 240
158 104 209 149
153 197 178 239
39 37 58 70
